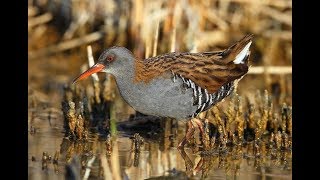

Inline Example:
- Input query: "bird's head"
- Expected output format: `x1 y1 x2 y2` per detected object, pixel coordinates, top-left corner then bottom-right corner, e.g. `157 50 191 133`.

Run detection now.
73 46 134 84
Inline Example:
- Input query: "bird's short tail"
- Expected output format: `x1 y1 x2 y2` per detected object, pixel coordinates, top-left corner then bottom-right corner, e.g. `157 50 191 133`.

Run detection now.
221 34 253 64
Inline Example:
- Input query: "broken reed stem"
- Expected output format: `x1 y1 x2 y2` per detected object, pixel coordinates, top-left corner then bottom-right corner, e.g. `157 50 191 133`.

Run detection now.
212 107 227 147
145 37 151 59
248 66 292 74
229 0 292 8
83 155 96 180
170 1 181 53
202 9 229 31
170 28 176 52
110 142 121 180
263 31 292 41
260 6 292 26
28 7 38 17
87 45 101 104
28 13 52 28
236 96 244 142
87 45 99 82
152 20 160 57
29 31 104 59
100 154 113 180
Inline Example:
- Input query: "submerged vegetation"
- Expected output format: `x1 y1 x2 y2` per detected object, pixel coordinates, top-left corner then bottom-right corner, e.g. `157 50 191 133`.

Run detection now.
57 66 291 178
28 0 291 179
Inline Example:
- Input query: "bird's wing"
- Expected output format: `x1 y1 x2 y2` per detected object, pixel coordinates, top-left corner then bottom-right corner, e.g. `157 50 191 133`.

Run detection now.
134 34 253 94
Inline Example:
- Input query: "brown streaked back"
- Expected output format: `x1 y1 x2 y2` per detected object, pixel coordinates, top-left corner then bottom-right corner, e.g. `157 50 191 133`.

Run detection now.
134 34 253 94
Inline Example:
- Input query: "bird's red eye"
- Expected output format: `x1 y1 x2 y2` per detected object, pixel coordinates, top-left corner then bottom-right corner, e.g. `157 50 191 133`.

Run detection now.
106 55 114 62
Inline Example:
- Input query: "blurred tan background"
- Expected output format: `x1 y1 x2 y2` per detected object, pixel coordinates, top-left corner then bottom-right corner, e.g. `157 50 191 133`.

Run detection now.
28 0 292 109
28 0 292 179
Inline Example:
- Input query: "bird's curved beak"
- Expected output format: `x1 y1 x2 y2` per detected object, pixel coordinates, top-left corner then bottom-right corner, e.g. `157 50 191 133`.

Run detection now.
72 63 105 84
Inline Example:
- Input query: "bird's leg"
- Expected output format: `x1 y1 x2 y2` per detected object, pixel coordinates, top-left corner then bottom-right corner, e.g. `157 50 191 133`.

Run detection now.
178 120 195 148
178 145 205 176
177 147 194 173
193 118 210 150
193 118 205 137
193 157 204 175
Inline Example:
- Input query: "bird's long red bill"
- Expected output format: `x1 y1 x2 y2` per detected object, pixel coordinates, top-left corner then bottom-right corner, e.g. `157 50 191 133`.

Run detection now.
72 63 105 84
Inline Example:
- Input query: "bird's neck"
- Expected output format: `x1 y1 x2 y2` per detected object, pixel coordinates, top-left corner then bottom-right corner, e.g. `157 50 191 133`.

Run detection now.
111 60 135 83
108 58 140 97
109 58 154 106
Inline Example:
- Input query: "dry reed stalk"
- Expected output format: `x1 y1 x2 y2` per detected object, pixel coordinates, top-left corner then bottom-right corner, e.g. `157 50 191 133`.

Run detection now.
144 2 168 57
281 103 292 135
263 90 271 126
116 14 129 46
170 0 182 52
236 96 244 142
282 132 289 149
184 3 200 52
28 13 52 28
30 26 48 44
145 36 152 59
83 156 96 180
201 8 229 30
110 141 122 180
229 0 292 8
170 27 176 52
260 6 292 26
247 101 256 129
275 131 282 150
53 150 60 164
263 31 292 41
212 107 227 148
86 46 99 82
270 113 280 133
29 31 104 59
218 0 231 19
230 9 244 30
163 0 175 33
67 101 77 137
28 7 38 17
152 20 160 57
287 111 292 136
224 103 234 139
248 66 292 75
100 154 113 180
194 31 228 51
86 45 101 104
133 0 143 28
75 114 85 140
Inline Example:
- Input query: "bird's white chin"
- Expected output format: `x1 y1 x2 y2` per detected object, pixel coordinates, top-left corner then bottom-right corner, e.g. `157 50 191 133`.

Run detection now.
102 68 117 75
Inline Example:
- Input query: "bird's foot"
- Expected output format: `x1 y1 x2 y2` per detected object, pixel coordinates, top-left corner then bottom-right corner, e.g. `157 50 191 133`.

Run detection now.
178 118 211 150
178 120 195 149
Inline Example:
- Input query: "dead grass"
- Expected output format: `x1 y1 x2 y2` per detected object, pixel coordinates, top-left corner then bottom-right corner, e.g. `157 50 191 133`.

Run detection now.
28 0 291 179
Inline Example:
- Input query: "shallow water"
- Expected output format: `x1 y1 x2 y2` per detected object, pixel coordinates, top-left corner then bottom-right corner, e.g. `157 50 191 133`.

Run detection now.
28 107 292 180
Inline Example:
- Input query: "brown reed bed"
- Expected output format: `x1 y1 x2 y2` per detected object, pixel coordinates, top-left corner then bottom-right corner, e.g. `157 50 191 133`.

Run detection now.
28 0 291 179
28 0 291 65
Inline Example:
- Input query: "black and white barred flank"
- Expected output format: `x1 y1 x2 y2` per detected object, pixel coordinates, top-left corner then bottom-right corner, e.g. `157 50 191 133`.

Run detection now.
173 74 234 118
